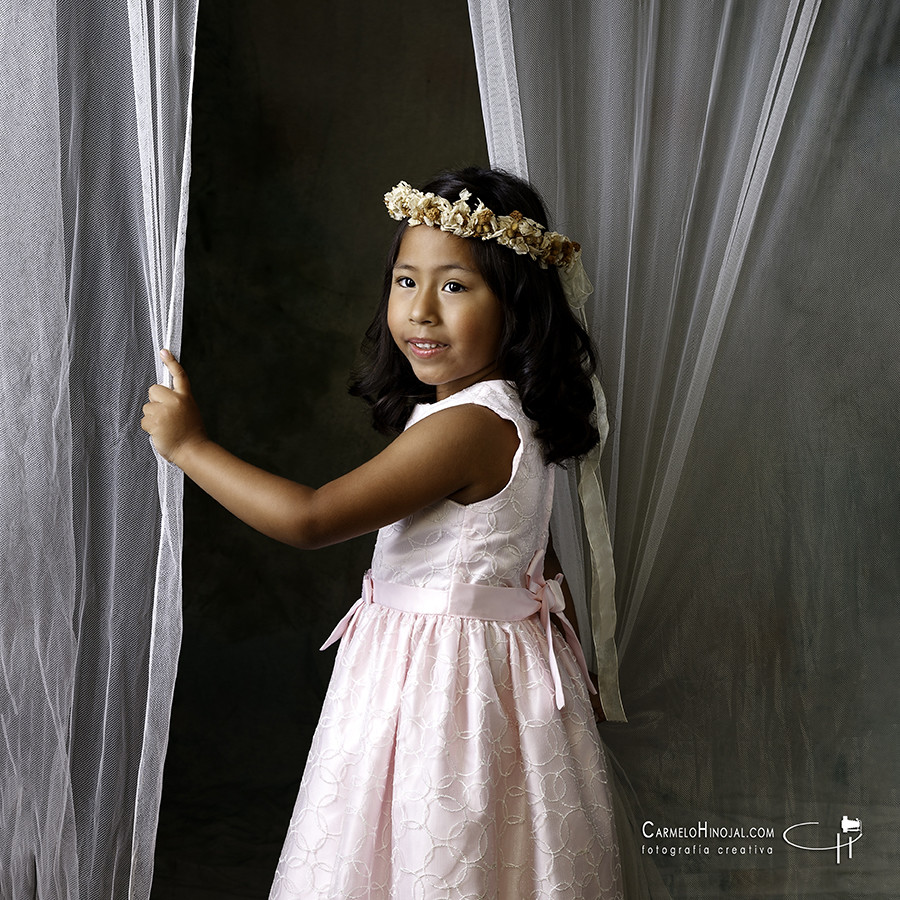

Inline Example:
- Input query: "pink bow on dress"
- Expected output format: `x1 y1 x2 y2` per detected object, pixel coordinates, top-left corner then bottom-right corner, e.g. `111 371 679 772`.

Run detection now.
319 572 374 651
525 550 597 709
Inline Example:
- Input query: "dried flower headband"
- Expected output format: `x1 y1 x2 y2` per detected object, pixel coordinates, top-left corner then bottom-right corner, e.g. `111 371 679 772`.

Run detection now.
384 182 581 270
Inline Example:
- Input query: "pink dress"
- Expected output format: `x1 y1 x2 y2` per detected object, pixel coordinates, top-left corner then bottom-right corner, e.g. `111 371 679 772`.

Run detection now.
269 380 622 899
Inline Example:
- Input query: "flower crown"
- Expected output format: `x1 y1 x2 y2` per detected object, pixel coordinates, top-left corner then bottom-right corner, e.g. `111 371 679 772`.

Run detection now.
384 181 581 270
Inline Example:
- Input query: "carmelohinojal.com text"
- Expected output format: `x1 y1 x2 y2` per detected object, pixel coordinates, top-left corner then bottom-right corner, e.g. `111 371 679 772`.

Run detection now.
641 820 776 857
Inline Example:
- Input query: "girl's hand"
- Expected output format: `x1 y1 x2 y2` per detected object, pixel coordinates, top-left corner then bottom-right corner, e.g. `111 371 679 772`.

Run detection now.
141 349 207 466
590 685 607 725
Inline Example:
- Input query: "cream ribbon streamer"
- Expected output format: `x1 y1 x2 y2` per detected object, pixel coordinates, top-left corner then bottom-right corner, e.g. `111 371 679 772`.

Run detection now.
562 257 627 722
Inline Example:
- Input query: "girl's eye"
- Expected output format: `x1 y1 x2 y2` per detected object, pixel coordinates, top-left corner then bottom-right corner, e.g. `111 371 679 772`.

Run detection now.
444 281 466 294
396 276 415 289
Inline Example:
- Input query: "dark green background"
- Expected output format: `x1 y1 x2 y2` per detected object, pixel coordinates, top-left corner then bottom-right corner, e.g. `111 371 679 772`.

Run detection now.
151 4 487 897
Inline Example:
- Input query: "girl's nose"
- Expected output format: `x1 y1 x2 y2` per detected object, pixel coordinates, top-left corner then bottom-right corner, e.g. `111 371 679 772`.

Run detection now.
408 288 437 324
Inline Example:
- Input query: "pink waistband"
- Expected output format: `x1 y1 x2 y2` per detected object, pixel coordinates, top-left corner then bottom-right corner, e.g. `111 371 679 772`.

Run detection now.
367 577 541 622
320 552 597 710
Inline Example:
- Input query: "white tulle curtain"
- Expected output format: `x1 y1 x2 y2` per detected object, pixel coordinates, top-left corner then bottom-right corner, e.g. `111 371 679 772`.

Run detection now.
470 1 899 897
0 1 197 898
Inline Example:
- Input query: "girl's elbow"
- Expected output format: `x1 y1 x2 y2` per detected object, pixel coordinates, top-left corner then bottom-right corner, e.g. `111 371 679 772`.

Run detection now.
278 489 364 550
289 532 333 551
283 508 336 550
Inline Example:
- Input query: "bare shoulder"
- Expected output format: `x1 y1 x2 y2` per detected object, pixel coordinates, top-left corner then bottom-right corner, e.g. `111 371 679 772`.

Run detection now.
401 402 519 504
404 402 519 451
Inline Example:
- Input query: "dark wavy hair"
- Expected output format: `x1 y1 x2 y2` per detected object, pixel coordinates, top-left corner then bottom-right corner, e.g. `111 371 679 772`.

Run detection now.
349 167 600 465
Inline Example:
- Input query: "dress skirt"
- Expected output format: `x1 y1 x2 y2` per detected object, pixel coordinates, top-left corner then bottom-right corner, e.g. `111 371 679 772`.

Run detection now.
269 584 623 900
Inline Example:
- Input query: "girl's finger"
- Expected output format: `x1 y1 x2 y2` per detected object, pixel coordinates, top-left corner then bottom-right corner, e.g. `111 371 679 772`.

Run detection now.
160 348 191 393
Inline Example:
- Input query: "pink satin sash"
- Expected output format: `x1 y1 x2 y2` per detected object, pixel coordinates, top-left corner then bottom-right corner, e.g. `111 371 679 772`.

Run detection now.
320 550 596 710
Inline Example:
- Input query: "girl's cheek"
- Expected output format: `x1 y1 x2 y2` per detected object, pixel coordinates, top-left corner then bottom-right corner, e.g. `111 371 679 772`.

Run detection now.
386 294 404 336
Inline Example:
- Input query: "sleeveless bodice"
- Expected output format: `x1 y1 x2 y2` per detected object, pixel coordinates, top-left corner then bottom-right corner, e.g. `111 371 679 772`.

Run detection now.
371 380 554 590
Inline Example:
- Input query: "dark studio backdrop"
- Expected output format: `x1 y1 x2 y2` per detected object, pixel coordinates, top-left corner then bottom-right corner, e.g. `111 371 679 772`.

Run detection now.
150 3 488 897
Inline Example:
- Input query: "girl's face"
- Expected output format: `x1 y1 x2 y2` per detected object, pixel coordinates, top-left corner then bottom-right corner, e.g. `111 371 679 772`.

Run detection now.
387 225 504 400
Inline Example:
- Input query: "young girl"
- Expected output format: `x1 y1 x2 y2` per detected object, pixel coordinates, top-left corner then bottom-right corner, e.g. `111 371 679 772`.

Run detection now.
142 167 623 899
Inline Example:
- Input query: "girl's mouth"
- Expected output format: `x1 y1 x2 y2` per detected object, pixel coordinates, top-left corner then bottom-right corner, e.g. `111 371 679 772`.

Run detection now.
408 340 448 359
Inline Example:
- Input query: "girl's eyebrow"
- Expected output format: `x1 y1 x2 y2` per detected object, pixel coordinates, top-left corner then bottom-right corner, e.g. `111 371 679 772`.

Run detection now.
393 262 478 274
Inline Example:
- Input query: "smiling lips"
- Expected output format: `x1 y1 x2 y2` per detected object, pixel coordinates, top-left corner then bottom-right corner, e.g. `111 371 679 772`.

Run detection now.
408 339 448 359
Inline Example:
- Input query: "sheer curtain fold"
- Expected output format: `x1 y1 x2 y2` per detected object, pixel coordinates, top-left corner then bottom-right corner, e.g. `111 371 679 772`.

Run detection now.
1 6 75 897
469 1 899 897
1 2 197 898
619 0 821 652
468 0 529 179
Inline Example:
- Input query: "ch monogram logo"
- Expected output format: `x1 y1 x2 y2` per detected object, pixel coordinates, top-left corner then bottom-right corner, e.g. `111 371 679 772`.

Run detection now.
782 816 862 864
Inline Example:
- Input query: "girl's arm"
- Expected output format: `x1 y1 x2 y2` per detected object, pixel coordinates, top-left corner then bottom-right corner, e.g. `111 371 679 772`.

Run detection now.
141 350 519 550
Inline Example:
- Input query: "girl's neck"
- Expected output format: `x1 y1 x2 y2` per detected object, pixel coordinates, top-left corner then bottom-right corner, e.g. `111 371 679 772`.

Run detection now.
435 363 506 401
